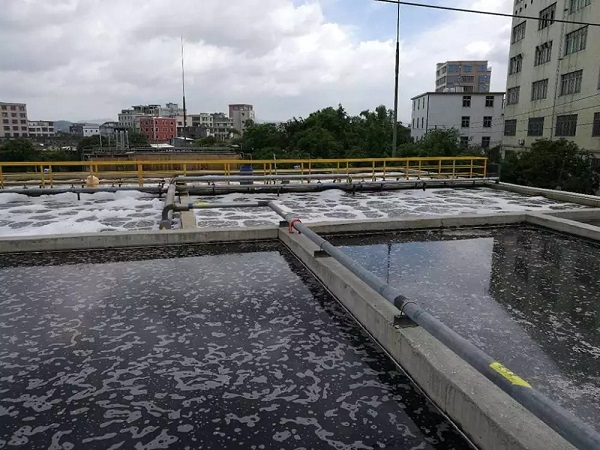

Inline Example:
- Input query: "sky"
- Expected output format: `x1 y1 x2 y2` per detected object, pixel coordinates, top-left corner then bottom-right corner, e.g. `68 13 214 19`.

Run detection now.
0 0 513 124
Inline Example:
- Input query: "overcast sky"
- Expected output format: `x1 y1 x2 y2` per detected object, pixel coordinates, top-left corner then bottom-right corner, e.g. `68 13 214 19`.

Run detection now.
0 0 512 123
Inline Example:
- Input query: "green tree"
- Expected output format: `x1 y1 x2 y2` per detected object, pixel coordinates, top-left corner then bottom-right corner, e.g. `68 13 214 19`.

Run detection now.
0 139 40 162
501 139 599 194
290 126 344 159
129 132 150 147
195 136 218 147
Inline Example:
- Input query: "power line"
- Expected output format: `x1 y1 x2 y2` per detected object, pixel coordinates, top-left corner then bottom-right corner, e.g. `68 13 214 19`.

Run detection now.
374 0 600 27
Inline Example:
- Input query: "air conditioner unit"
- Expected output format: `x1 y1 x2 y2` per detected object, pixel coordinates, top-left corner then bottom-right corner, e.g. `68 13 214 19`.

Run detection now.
518 139 525 146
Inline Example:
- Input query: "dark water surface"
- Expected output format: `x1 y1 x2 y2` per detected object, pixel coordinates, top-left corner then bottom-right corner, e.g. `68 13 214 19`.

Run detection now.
332 227 600 432
0 243 468 449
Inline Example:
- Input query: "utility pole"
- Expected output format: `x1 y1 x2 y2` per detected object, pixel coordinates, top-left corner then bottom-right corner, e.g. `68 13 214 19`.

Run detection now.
392 1 400 157
181 37 187 142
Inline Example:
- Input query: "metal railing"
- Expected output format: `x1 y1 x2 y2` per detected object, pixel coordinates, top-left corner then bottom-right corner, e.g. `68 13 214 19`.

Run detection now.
0 157 488 188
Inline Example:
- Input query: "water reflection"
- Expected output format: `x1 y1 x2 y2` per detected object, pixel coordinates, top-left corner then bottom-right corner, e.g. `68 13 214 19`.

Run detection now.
333 227 600 431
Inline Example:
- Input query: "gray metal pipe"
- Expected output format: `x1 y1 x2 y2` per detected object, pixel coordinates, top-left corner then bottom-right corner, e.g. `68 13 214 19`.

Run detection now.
267 201 600 450
175 201 271 211
159 184 177 230
0 186 166 196
177 174 355 182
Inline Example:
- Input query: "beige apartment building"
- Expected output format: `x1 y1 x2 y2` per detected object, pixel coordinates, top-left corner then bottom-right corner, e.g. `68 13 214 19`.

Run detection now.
503 0 600 156
0 102 29 138
229 104 255 134
435 61 492 93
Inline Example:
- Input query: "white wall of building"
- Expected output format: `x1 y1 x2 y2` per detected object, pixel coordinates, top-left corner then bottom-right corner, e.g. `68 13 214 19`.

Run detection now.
28 121 55 137
411 93 505 148
1 102 29 138
504 0 600 155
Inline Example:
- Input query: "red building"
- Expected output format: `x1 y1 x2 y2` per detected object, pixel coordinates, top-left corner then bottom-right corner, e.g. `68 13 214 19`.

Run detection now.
138 117 176 143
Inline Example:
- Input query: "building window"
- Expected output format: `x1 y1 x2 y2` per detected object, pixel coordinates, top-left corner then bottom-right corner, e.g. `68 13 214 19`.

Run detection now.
560 70 583 95
460 75 475 83
481 137 491 148
565 27 588 55
509 54 523 74
528 117 545 136
539 3 556 30
512 22 526 43
462 96 471 107
482 116 492 128
1 105 6 110
478 65 488 72
11 113 16 117
593 112 600 137
531 79 549 100
507 87 520 105
569 0 591 14
19 113 26 118
461 116 470 128
460 136 469 148
412 118 415 128
10 106 16 111
12 126 18 131
448 65 460 72
485 96 495 107
421 117 424 128
504 119 517 136
3 126 10 131
463 65 472 72
555 114 578 136
534 42 553 66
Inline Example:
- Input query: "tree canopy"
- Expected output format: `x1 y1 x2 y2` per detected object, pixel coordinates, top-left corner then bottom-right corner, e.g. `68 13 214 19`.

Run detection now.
237 104 414 159
501 139 599 194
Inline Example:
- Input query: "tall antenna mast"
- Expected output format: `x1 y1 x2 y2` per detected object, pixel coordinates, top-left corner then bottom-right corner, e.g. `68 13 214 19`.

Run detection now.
181 36 187 141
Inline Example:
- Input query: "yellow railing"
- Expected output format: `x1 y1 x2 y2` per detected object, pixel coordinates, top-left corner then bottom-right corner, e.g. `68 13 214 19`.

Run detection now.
0 157 488 188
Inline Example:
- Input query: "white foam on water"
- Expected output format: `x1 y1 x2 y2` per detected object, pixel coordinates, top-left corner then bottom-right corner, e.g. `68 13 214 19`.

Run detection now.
0 190 163 236
189 187 586 228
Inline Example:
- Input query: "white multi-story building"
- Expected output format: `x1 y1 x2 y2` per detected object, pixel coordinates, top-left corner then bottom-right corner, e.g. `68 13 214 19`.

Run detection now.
229 104 255 133
436 61 492 93
70 123 100 137
411 92 505 148
211 113 235 141
0 102 29 138
503 0 600 155
28 121 55 137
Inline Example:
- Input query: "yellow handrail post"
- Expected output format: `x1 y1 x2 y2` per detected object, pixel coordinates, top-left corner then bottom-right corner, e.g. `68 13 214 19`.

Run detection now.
345 161 348 176
372 161 376 181
40 165 45 187
452 160 456 178
337 161 340 175
48 166 53 188
483 158 488 178
137 164 143 186
470 159 474 178
0 165 3 189
263 163 266 176
405 160 409 180
438 159 442 178
183 163 187 177
418 160 422 179
383 160 386 179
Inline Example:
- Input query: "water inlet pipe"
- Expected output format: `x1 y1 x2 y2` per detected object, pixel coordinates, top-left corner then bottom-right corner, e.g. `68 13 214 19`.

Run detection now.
267 200 600 450
160 200 272 230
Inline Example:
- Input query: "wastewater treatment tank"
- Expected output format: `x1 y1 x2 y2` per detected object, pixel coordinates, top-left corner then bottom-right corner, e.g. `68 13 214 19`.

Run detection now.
0 242 470 449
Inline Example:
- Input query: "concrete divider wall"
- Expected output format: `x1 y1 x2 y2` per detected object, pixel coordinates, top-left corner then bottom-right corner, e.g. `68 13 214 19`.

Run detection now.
488 182 600 207
526 213 600 242
278 229 573 450
0 227 278 254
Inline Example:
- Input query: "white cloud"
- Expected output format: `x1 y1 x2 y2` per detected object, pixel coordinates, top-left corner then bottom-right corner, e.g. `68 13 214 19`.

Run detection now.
0 0 512 123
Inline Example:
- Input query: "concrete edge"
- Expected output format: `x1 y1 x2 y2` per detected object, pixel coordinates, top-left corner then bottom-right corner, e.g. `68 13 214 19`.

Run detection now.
487 182 600 207
279 229 574 450
308 213 526 235
525 213 600 242
541 207 600 220
0 226 278 254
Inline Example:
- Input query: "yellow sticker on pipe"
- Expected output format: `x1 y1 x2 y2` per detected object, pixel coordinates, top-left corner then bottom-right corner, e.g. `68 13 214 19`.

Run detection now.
193 202 210 207
490 362 531 388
